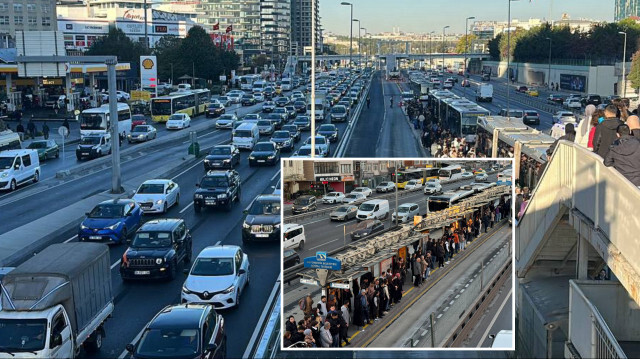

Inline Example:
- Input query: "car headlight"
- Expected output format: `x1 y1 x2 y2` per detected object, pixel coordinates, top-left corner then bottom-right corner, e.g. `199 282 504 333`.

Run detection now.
274 223 280 229
243 222 250 229
362 232 369 236
222 285 235 294
249 156 255 160
217 193 227 199
204 159 210 163
80 224 88 230
195 194 204 199
223 159 231 163
156 199 164 205
268 155 275 159
138 135 144 139
155 258 164 265
107 222 120 230
182 285 192 294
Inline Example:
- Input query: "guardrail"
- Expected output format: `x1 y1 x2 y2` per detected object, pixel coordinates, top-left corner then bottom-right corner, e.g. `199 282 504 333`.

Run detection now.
244 276 282 358
334 73 374 157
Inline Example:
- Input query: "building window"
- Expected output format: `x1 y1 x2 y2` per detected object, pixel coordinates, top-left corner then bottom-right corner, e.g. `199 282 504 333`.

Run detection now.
13 3 22 12
0 15 7 25
27 3 35 12
0 3 7 12
340 164 351 173
64 35 74 48
314 162 338 174
87 35 98 47
14 15 23 25
27 16 37 26
75 35 85 47
41 4 49 13
42 17 51 26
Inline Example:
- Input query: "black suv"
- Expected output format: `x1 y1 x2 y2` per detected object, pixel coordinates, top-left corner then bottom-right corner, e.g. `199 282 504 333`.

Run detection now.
126 303 226 359
242 194 281 243
582 94 602 107
120 219 192 281
291 195 317 214
350 219 385 241
194 170 241 212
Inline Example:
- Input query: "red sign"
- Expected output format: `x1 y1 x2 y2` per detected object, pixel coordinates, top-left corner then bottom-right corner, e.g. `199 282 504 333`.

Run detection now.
322 181 328 185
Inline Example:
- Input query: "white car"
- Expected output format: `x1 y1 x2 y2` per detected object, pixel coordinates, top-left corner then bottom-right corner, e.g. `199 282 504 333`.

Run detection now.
404 179 423 190
426 178 441 186
254 93 265 102
303 135 330 156
553 111 577 124
351 187 372 197
475 172 489 182
423 182 442 195
132 179 180 213
117 91 130 101
392 203 420 223
461 172 474 179
166 113 191 129
181 245 250 309
376 182 395 193
563 98 582 109
227 91 245 103
342 192 366 204
322 192 345 204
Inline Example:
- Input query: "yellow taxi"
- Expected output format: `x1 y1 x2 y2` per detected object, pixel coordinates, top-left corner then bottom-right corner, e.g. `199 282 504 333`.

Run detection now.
275 85 283 95
526 88 539 97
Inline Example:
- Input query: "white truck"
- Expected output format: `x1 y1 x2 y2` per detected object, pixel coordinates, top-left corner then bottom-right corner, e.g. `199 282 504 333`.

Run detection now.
307 93 326 121
476 84 493 102
0 243 113 358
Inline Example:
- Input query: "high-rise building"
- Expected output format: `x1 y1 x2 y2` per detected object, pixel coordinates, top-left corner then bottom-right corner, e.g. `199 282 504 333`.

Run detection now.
0 0 58 48
261 0 290 65
615 0 640 21
291 0 322 55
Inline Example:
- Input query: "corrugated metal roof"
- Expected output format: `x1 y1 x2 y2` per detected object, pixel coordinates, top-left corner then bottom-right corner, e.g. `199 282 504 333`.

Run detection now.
0 48 17 64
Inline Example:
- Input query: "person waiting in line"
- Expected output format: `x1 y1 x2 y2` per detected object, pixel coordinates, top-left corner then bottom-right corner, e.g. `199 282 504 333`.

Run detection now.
604 124 640 187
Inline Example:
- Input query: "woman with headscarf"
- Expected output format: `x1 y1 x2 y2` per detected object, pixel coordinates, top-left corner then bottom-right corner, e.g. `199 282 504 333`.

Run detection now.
576 104 596 147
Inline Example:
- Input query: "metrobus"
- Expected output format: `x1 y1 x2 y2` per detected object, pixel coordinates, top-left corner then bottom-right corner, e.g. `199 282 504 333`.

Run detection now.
475 116 529 158
0 131 21 152
240 75 262 91
150 89 210 122
438 165 463 181
497 169 513 186
80 103 132 138
445 100 490 143
427 187 475 212
395 168 440 189
428 90 459 122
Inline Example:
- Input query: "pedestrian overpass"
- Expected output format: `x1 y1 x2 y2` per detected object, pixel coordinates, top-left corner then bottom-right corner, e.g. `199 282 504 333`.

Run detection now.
515 141 640 358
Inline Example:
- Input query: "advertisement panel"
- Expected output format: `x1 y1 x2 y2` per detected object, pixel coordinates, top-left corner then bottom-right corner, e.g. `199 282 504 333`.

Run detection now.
140 56 158 92
560 74 586 92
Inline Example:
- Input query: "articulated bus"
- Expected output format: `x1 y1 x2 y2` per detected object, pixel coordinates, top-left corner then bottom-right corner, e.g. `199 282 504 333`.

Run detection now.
151 89 211 122
80 103 132 138
428 90 459 122
427 187 475 212
395 168 440 189
445 100 490 143
438 165 463 181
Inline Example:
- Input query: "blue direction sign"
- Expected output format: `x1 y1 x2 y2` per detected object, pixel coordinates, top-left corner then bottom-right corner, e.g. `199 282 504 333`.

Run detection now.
303 251 342 271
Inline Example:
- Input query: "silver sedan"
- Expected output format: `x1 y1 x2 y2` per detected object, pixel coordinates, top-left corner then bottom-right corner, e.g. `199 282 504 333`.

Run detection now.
127 125 157 143
330 205 358 221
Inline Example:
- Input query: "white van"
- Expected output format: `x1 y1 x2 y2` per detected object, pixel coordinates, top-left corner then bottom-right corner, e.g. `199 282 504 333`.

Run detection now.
281 78 293 91
283 223 305 249
233 122 260 150
490 330 513 349
177 83 192 92
0 149 41 191
253 81 267 94
356 199 390 221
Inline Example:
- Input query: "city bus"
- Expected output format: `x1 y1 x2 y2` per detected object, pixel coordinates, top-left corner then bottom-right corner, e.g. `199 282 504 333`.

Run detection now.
240 74 262 91
445 100 490 143
80 103 132 139
438 165 463 181
497 169 513 186
150 89 210 122
395 168 440 189
475 115 529 158
0 131 21 152
428 90 459 123
427 187 475 212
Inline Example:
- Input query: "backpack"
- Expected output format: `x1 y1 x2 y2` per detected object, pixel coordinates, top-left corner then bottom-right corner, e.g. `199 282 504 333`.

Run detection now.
299 298 306 311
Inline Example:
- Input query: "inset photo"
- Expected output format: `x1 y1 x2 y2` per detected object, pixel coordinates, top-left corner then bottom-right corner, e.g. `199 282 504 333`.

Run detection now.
281 159 515 350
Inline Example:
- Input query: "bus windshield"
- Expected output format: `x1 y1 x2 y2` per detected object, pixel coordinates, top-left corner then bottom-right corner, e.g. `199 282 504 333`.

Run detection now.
81 113 105 130
152 100 172 115
428 199 449 212
462 115 479 135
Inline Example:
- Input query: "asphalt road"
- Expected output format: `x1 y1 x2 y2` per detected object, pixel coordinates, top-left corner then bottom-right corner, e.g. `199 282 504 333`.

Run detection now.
346 72 423 157
289 173 499 260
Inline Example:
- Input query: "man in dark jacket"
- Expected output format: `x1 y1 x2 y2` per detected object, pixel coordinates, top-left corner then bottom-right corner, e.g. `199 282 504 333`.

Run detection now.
627 115 640 139
604 124 640 186
593 104 624 159
327 312 341 347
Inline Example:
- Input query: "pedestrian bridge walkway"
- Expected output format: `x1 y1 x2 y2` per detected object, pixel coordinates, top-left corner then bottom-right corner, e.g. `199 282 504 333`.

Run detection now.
515 141 640 358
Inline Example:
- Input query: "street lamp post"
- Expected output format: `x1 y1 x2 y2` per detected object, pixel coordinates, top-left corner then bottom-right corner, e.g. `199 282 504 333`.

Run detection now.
619 31 628 97
442 25 450 83
341 2 354 68
546 37 552 88
506 0 520 120
352 19 361 69
465 16 475 75
361 27 367 67
429 31 435 70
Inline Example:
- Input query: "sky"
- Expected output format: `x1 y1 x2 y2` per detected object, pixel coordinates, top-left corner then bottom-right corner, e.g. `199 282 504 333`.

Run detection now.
321 0 616 35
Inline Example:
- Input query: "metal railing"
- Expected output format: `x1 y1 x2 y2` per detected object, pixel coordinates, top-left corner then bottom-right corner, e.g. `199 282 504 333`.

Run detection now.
244 276 282 358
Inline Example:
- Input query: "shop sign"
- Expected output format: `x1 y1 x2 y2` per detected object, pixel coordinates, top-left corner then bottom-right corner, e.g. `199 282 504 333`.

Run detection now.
300 278 319 286
342 175 354 182
316 176 341 182
330 282 350 289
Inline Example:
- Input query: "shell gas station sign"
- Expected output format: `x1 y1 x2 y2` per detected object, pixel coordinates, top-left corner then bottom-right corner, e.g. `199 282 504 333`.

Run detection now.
140 56 158 96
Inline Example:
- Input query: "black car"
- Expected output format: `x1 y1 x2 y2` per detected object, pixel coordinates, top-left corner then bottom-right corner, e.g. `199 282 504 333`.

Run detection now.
120 218 192 281
583 94 602 107
204 145 240 170
291 195 317 214
264 113 284 130
264 87 276 99
275 96 290 107
523 110 540 126
249 142 280 166
241 94 256 106
350 219 385 241
242 194 281 243
126 303 226 359
284 105 297 120
282 124 301 142
293 116 311 131
270 130 295 152
206 103 226 118
194 170 241 212
293 100 307 113
316 124 339 142
283 248 300 269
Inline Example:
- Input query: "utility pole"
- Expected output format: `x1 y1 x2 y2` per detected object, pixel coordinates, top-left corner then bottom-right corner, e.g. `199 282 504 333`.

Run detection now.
341 2 354 68
107 58 122 193
465 16 475 75
394 160 399 226
442 26 449 83
144 0 148 50
620 31 628 97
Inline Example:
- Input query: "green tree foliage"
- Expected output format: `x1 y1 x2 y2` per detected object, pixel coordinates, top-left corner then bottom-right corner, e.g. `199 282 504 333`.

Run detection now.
86 27 148 76
488 33 502 61
251 54 269 70
454 34 477 54
628 50 640 90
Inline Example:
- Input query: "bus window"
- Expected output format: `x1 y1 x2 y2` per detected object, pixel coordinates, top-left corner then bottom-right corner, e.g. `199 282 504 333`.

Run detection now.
152 99 172 115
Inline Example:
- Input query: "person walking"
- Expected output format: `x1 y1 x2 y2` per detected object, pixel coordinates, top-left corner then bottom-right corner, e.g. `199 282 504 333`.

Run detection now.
327 312 341 347
16 122 25 141
366 96 370 108
413 257 422 286
604 124 640 187
548 123 576 156
27 117 36 139
42 122 50 140
62 118 70 132
320 322 333 347
593 104 624 159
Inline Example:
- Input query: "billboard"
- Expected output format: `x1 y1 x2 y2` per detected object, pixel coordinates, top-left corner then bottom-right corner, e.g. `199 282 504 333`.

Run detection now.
560 74 586 93
140 56 158 93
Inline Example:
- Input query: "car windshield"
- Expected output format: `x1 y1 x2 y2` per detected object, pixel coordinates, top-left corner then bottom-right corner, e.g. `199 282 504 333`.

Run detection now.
88 203 125 218
353 189 363 193
0 319 47 352
234 130 251 138
345 194 357 199
335 206 350 212
359 203 375 211
398 206 411 213
327 193 338 197
295 118 309 124
294 197 311 205
0 157 14 169
319 125 334 131
208 104 221 109
254 143 274 151
137 183 164 194
136 328 200 358
28 141 48 149
272 131 289 139
219 115 234 120
133 126 149 133
427 184 436 188
248 200 280 215
81 137 101 145
131 231 172 248
191 257 234 276
257 120 272 127
297 147 312 155
210 147 231 155
200 176 228 188
283 125 297 132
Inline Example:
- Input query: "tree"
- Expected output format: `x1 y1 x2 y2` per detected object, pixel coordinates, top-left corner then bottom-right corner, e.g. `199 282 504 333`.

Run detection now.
251 55 269 70
454 34 477 54
628 50 640 90
86 28 148 77
488 33 502 61
153 36 182 83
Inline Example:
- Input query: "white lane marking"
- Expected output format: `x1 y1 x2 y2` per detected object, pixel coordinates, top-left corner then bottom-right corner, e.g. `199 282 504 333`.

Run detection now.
181 129 221 143
215 240 221 245
118 324 146 359
307 238 340 251
64 235 78 243
179 202 194 214
171 157 204 180
111 259 121 270
270 169 281 181
477 288 513 348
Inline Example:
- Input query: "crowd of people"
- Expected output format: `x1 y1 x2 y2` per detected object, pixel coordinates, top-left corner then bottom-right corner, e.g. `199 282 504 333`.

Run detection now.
284 200 512 349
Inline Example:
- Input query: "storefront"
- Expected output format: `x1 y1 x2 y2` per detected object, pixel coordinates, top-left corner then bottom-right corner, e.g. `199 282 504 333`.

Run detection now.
314 175 356 194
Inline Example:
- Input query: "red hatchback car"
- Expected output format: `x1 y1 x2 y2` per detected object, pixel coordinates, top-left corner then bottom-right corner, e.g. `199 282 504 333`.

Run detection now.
131 114 147 130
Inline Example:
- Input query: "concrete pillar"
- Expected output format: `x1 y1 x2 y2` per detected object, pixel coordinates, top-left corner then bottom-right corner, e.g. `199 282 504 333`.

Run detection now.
5 73 13 112
89 73 97 108
65 73 72 112
576 235 589 280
